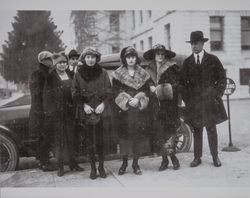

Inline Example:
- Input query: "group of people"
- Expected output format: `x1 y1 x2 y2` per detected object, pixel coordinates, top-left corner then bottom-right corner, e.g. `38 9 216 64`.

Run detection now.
29 30 228 180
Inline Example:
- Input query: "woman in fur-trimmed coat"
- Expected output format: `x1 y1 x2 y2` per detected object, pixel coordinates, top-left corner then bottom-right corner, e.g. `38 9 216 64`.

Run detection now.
112 46 153 176
143 44 181 171
71 47 112 180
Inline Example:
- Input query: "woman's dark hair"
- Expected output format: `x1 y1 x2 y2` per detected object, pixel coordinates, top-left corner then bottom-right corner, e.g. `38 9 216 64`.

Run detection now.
120 46 141 66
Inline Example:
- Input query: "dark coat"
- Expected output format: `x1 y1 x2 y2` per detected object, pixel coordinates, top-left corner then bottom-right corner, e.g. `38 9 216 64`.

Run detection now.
71 64 113 152
42 70 75 160
112 65 152 140
145 60 181 150
29 64 48 138
179 51 227 129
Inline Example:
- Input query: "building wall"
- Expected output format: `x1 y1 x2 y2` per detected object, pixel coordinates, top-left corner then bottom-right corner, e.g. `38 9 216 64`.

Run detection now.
128 10 250 88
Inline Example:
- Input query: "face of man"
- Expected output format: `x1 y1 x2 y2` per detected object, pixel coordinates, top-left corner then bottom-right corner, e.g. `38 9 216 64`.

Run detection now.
155 50 166 63
191 41 204 54
69 56 79 67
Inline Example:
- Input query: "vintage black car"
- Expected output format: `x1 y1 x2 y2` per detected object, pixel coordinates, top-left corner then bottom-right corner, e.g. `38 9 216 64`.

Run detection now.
0 53 192 172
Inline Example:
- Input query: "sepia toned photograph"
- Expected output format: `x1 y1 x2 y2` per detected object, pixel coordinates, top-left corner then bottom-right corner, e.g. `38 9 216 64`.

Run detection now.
0 0 250 197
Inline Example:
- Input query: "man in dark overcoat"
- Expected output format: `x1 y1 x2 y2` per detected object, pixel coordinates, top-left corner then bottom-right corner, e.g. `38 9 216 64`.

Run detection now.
179 31 227 167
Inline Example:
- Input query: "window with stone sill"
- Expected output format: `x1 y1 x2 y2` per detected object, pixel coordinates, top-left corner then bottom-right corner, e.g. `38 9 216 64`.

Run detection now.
210 16 224 51
241 17 250 50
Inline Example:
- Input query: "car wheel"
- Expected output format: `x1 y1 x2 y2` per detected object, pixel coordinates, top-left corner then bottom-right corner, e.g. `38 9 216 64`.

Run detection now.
175 119 192 153
0 133 19 172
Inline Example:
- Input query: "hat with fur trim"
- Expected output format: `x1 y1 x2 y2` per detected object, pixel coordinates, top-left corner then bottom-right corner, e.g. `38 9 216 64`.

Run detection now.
80 47 101 63
120 46 141 65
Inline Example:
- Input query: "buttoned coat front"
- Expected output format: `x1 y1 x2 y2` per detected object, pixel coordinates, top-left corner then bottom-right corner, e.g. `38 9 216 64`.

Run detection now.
179 51 227 129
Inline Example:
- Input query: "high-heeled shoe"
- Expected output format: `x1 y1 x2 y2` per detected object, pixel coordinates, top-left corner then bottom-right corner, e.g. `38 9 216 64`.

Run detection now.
90 167 97 180
98 165 107 178
171 155 180 170
118 161 128 175
159 156 169 171
57 164 64 177
132 164 142 175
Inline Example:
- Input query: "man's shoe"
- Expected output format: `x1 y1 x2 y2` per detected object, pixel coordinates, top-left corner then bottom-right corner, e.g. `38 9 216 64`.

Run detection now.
213 156 222 167
190 158 202 167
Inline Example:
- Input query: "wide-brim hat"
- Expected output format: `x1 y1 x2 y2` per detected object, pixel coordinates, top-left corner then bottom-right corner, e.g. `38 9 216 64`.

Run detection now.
68 49 80 59
80 47 101 63
143 44 176 61
120 46 141 65
186 31 209 43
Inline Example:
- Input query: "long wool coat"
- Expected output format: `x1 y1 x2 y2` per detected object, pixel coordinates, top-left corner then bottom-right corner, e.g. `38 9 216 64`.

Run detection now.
42 70 75 161
71 64 113 153
179 51 227 129
29 64 49 139
145 60 181 149
112 65 152 155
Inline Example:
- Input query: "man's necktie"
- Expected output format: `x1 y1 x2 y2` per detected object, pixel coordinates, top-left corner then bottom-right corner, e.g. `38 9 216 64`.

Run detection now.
197 55 200 64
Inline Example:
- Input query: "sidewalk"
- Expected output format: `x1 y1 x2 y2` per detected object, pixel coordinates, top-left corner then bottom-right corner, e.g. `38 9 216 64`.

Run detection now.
1 150 250 187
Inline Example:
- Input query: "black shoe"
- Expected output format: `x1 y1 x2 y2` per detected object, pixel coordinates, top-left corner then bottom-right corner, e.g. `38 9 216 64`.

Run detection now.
39 161 56 172
118 162 128 175
158 158 169 171
213 156 222 167
57 166 64 177
190 158 202 167
98 166 107 178
171 155 180 170
132 164 142 175
69 162 84 172
90 167 97 180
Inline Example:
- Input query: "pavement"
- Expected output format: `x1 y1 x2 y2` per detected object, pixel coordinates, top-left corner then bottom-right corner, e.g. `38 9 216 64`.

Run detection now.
1 148 250 188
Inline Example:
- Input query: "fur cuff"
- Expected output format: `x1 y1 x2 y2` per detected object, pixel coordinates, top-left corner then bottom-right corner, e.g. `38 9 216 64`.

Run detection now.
134 92 149 110
115 92 132 111
155 83 173 100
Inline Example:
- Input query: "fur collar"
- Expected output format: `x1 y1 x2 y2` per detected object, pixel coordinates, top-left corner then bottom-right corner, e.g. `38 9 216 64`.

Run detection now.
147 59 176 84
78 64 103 82
112 65 150 90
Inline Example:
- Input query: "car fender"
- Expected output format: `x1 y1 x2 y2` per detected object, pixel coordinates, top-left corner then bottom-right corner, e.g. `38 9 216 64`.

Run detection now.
0 124 22 148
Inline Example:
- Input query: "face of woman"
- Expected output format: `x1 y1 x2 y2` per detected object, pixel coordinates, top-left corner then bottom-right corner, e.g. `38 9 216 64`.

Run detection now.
56 60 68 72
125 55 137 66
85 54 97 66
155 50 166 63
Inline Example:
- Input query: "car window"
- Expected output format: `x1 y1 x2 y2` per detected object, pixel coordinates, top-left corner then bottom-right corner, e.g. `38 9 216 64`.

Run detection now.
1 94 31 108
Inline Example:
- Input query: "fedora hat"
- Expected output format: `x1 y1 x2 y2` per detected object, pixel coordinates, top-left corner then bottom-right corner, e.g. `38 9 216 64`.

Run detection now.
143 44 176 61
186 31 209 43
